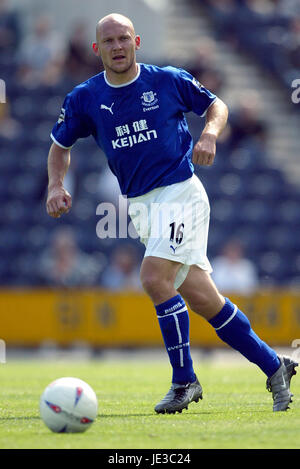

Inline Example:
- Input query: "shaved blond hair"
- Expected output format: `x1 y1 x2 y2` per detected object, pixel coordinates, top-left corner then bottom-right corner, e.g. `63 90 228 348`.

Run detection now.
96 13 135 42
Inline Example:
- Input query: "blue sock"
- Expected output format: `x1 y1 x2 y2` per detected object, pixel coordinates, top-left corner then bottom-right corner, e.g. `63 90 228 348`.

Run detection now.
155 294 196 384
209 298 280 378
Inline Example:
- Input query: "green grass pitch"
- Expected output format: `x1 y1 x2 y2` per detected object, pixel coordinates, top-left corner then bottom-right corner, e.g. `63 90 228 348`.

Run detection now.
0 357 299 449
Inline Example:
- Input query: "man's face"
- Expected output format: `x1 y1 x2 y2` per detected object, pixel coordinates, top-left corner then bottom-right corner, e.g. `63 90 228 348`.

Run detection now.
94 20 140 75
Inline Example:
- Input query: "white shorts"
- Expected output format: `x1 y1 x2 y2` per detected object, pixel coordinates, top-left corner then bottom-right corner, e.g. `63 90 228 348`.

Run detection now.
128 174 212 289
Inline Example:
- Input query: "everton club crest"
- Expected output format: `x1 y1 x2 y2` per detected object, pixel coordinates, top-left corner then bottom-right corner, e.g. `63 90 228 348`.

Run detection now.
140 91 159 108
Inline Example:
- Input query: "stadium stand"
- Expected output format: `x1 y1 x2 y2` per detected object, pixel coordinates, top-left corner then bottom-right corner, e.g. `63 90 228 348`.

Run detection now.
199 0 300 93
0 0 299 288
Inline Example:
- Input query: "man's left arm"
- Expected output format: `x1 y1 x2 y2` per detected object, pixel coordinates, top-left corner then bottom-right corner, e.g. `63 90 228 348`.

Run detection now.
192 97 228 166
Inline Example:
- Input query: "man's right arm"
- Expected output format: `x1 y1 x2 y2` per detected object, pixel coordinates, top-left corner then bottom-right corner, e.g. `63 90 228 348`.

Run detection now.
46 142 72 218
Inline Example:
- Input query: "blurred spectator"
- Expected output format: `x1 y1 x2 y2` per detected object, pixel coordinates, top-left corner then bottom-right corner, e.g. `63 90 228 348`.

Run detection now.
202 0 300 89
101 244 142 291
187 39 225 94
38 226 102 287
226 92 268 150
0 0 21 55
211 239 259 295
96 166 131 238
65 20 101 82
284 16 300 70
240 0 278 16
202 0 239 43
0 100 21 140
0 0 298 290
17 14 66 87
276 0 300 18
97 166 123 207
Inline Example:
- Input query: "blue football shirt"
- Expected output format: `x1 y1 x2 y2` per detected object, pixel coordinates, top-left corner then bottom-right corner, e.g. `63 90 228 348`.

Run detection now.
51 63 216 197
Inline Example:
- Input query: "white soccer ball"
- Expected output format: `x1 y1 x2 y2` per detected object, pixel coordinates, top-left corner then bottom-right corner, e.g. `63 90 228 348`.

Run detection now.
40 377 98 433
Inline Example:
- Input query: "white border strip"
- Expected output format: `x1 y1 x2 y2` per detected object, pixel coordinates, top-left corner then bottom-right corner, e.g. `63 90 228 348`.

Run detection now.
156 306 187 319
173 314 182 344
50 133 72 150
104 64 141 88
173 314 184 367
214 304 238 331
200 97 217 117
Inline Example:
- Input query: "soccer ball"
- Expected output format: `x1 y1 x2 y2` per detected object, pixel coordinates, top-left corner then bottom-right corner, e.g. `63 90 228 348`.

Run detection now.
40 377 98 433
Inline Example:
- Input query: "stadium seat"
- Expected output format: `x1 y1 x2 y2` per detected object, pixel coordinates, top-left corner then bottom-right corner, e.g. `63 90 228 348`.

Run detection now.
238 199 276 227
1 19 300 287
267 226 300 253
8 173 42 201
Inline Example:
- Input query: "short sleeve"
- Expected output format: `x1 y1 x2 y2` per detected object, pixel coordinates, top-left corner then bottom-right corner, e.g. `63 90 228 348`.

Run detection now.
50 89 93 149
174 68 217 117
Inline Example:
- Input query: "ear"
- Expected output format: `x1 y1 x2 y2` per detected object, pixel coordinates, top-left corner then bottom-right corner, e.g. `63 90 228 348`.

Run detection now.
135 35 141 51
92 42 100 57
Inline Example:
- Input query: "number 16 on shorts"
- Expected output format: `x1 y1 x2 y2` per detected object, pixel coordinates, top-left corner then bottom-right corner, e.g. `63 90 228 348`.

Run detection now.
169 222 184 245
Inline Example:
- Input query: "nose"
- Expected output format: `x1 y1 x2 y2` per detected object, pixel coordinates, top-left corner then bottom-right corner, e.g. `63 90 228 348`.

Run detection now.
112 39 122 50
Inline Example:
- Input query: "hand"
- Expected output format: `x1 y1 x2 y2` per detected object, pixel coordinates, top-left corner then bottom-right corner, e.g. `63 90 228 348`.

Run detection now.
192 133 217 166
46 185 72 218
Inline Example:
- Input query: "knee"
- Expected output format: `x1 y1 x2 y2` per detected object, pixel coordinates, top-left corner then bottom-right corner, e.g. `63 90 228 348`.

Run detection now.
187 292 224 319
187 292 213 315
140 257 179 304
140 271 171 299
